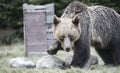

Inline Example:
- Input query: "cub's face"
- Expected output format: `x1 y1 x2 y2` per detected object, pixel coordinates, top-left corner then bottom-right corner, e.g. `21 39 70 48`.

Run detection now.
54 15 81 52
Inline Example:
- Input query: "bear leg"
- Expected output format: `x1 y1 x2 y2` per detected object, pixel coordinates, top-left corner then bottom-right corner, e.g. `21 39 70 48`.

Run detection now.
47 41 63 55
71 47 90 68
95 48 114 65
111 39 120 66
70 35 91 68
112 49 120 65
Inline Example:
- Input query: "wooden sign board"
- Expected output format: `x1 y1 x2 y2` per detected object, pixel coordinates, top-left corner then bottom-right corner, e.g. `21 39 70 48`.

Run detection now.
23 3 55 56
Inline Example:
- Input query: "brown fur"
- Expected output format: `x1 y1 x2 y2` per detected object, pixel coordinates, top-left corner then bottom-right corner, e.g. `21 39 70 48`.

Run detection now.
47 1 120 68
54 16 80 51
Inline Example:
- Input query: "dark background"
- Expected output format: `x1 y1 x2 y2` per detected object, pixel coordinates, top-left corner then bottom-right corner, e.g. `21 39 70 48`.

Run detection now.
0 0 120 45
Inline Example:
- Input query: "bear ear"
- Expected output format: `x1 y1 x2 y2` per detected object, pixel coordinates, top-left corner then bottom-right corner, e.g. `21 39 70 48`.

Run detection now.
54 15 61 26
72 15 79 26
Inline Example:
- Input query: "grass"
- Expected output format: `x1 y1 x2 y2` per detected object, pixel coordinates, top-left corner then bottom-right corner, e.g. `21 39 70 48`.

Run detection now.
0 42 120 73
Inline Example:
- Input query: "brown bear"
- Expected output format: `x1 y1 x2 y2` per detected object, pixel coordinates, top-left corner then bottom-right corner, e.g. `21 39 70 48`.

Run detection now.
47 1 120 68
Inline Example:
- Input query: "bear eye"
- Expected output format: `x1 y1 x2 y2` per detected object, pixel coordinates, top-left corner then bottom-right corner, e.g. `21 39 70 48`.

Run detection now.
69 35 74 41
59 35 65 41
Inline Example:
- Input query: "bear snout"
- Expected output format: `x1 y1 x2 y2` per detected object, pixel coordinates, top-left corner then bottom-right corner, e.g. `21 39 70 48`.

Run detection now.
65 47 70 52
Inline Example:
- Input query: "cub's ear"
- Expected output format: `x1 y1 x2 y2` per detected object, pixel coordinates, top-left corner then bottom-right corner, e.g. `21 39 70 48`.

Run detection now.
54 15 61 26
72 15 79 26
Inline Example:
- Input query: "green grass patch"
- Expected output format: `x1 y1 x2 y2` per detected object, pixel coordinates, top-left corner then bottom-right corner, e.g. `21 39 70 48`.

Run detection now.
0 43 120 73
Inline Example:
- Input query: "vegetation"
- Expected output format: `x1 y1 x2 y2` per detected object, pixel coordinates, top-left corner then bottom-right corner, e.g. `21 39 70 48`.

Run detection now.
0 43 120 73
1 0 120 29
0 0 120 44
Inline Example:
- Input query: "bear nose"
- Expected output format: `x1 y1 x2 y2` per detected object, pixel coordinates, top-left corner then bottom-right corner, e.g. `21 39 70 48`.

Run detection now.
66 47 70 52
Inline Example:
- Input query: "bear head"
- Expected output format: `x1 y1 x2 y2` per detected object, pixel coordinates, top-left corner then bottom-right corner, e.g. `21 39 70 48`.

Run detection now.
53 15 81 52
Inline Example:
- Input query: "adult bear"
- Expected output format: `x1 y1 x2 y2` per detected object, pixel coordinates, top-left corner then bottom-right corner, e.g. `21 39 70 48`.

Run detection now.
47 1 120 68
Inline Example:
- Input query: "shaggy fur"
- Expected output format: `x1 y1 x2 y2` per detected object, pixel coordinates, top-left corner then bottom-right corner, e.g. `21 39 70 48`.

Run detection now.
54 16 81 51
47 1 120 68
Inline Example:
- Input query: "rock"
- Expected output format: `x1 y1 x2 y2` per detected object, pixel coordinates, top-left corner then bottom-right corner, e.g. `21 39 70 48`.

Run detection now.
9 54 98 69
9 57 35 68
64 55 72 67
64 54 98 68
36 55 65 69
89 54 98 65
